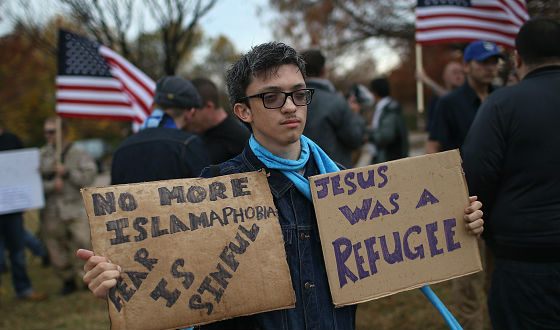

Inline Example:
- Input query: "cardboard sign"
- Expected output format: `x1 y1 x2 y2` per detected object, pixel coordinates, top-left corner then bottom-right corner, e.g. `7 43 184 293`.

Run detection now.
81 171 295 330
0 148 44 215
309 150 482 306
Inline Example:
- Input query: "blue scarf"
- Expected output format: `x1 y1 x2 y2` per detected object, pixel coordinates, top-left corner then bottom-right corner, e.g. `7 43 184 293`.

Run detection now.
249 135 340 200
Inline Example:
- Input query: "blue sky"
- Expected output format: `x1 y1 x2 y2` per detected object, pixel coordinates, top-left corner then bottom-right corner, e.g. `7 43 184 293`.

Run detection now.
197 0 275 52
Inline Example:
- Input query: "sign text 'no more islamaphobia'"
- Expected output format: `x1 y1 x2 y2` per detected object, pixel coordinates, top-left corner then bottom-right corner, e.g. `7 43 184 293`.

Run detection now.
81 171 295 330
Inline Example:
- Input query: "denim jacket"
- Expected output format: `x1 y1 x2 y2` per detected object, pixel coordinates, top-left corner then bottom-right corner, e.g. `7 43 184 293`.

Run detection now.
199 146 356 330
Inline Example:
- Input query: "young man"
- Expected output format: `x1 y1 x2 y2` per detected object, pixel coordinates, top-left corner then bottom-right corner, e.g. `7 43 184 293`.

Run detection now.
78 42 485 329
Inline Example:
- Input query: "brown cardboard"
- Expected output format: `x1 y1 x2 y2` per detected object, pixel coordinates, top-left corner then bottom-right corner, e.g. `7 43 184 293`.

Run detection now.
309 150 482 306
81 171 295 330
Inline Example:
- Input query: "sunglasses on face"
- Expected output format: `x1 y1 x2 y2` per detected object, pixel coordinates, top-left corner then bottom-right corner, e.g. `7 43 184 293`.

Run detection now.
44 129 56 135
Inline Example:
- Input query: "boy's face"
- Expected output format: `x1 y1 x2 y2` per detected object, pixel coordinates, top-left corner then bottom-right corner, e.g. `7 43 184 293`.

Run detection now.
234 64 307 151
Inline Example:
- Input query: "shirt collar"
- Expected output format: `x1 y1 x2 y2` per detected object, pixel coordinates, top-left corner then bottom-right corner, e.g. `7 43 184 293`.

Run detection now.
523 65 560 80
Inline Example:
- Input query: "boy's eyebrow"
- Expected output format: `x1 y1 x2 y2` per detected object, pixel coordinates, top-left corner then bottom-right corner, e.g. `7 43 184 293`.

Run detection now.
256 83 307 93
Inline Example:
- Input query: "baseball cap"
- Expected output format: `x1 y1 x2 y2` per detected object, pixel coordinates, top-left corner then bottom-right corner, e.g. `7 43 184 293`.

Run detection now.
154 76 202 109
463 41 503 62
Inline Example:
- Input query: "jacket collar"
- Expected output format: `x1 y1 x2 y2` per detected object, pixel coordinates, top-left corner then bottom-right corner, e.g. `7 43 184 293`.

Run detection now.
240 145 317 199
524 65 560 80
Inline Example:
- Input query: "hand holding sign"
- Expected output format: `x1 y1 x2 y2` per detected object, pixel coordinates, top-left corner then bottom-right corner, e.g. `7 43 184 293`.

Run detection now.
464 196 484 237
77 249 121 298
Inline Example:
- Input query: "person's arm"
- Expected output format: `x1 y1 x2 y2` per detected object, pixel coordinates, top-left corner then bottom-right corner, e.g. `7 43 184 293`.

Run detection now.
40 148 57 193
77 249 121 298
461 98 506 213
417 69 448 97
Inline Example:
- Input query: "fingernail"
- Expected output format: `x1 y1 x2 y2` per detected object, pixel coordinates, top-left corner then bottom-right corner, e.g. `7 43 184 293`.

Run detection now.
117 265 122 273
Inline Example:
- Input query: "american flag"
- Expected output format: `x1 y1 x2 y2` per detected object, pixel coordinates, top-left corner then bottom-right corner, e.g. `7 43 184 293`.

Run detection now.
56 30 155 123
416 0 529 48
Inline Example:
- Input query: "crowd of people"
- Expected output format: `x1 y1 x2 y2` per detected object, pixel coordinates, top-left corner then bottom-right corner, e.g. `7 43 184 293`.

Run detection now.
0 17 558 330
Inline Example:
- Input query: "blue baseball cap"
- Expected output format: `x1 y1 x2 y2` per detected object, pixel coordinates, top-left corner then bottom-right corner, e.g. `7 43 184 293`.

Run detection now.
463 41 503 62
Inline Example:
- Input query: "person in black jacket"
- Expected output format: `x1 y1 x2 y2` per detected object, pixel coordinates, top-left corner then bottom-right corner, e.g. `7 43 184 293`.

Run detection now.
188 77 250 164
110 76 210 184
462 18 560 330
301 49 365 168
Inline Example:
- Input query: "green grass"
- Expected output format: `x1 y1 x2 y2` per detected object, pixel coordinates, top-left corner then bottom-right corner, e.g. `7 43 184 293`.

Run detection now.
0 212 486 330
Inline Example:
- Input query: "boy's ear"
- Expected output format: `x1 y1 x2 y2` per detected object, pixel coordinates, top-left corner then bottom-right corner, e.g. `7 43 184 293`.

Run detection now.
233 103 252 124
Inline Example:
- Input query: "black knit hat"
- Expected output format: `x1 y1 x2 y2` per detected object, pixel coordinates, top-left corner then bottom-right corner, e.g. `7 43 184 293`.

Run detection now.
154 76 202 109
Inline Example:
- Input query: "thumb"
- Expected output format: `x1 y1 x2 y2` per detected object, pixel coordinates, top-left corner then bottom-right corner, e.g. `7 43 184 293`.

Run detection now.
76 248 94 261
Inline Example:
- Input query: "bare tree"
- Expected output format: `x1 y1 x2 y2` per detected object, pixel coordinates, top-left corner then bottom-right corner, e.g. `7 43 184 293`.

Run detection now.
268 0 415 51
60 0 135 61
9 0 219 75
145 0 217 75
526 0 560 19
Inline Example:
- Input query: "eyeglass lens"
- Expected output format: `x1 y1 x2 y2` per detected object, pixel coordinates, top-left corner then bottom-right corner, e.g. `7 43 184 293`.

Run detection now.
263 89 312 108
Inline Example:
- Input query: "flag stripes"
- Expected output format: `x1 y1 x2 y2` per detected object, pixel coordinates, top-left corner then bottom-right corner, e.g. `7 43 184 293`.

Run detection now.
416 0 529 48
56 30 155 123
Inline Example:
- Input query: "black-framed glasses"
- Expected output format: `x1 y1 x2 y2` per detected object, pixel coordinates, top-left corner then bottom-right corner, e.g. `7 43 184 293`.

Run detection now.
238 88 314 109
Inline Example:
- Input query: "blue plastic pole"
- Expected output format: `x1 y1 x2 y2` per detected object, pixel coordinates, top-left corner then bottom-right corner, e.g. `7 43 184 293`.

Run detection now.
420 285 462 330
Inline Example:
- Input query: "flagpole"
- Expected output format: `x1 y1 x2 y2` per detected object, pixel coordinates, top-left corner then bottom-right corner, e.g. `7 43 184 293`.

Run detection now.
55 116 62 166
416 43 425 114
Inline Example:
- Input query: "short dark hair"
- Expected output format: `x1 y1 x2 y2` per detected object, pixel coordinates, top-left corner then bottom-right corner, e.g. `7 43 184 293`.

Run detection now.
225 42 307 108
369 77 390 98
516 18 560 66
192 77 220 108
300 49 325 77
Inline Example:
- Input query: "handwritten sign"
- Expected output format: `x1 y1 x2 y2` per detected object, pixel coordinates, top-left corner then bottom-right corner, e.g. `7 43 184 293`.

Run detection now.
310 150 482 306
0 148 44 215
81 171 295 330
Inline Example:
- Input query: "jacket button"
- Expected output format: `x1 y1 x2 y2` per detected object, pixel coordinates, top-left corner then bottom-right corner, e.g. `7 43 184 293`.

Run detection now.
300 232 310 240
304 281 315 289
